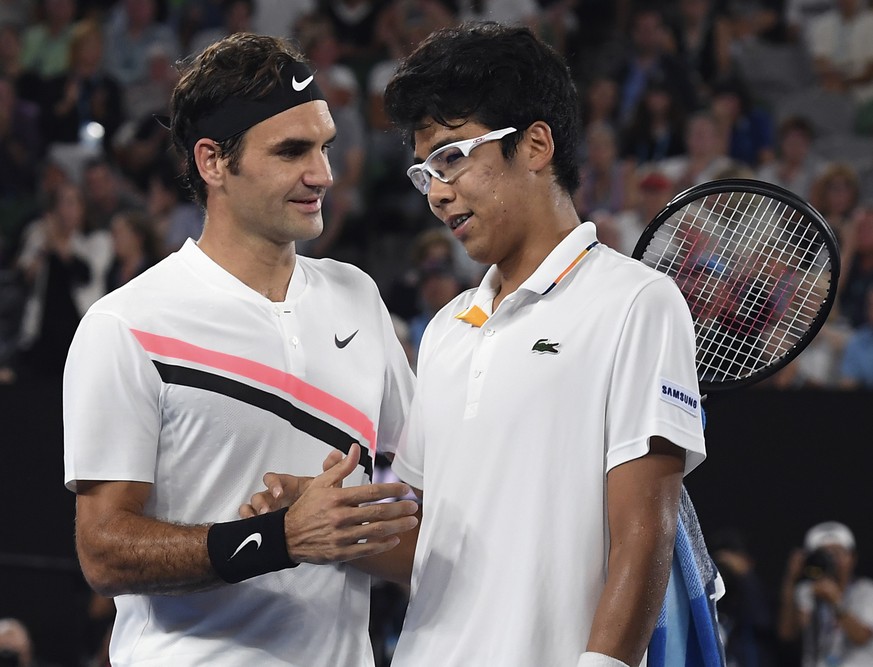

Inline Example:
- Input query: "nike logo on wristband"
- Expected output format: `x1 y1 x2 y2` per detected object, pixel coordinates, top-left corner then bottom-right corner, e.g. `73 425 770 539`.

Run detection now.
229 532 262 559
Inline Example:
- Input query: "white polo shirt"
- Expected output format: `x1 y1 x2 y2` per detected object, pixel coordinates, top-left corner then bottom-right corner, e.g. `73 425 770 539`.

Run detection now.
391 222 706 667
64 239 414 667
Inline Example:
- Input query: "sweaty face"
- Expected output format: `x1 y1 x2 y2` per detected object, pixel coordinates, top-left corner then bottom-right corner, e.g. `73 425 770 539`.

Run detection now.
220 100 335 247
414 120 529 267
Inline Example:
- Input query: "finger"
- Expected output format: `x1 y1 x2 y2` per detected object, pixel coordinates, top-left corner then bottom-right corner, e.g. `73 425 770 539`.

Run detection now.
262 472 292 500
341 514 420 543
322 449 344 473
311 444 361 489
336 499 420 527
239 503 256 519
250 491 277 515
337 482 412 506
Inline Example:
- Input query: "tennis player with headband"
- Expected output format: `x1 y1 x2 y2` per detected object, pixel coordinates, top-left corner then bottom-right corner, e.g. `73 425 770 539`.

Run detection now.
63 33 418 666
383 22 707 667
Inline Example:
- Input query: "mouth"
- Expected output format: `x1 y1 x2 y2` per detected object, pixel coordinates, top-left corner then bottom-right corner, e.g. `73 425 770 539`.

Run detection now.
446 212 472 233
288 195 322 212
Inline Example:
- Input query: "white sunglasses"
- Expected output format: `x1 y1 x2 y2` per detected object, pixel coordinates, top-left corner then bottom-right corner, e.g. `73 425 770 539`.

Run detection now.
406 127 518 195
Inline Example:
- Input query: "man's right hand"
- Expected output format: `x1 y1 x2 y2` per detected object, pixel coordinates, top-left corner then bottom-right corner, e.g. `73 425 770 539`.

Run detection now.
241 444 418 564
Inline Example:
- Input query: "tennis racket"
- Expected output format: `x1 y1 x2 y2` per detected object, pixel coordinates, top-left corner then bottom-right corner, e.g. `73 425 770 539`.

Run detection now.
632 178 840 393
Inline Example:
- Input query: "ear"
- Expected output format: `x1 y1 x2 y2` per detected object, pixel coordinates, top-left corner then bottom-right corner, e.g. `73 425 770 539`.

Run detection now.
193 138 226 190
522 121 555 174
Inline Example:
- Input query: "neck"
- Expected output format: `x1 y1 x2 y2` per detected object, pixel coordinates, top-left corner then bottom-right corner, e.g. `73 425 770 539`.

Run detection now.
493 196 579 310
197 217 297 302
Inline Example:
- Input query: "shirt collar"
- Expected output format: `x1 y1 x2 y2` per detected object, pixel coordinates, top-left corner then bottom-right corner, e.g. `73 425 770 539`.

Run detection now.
178 238 308 305
455 221 600 328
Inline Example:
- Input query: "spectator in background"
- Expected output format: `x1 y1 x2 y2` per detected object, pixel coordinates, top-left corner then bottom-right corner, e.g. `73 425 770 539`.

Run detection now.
81 156 144 232
784 0 837 43
407 261 462 352
809 161 860 243
613 7 698 128
0 74 43 202
723 0 784 45
187 0 253 57
838 203 873 328
612 169 677 256
455 0 538 30
708 527 778 667
102 0 178 87
620 73 688 165
146 158 203 255
385 227 456 322
757 115 825 200
14 182 103 377
580 75 619 141
666 0 733 103
574 121 631 217
805 0 873 106
0 21 24 82
659 110 737 190
839 285 873 388
320 0 388 66
251 0 313 39
710 75 775 167
20 0 77 81
777 521 873 666
104 209 159 292
0 618 33 667
33 19 123 150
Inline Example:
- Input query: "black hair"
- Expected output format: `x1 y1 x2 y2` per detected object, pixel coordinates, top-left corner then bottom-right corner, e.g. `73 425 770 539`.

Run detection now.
384 21 581 194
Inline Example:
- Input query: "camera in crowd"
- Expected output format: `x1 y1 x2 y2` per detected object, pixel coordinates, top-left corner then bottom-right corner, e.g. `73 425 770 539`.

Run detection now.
799 547 839 582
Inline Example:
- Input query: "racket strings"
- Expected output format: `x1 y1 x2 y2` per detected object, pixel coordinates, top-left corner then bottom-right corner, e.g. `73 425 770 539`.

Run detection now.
640 191 834 384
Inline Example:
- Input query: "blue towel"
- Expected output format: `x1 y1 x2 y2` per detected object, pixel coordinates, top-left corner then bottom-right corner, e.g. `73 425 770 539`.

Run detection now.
647 486 726 666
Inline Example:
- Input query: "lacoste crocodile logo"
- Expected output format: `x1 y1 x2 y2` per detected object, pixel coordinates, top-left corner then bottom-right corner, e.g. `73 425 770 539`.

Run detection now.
532 338 560 354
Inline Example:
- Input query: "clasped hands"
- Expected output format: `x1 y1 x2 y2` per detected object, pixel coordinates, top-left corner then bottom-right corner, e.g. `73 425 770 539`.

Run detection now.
238 444 418 566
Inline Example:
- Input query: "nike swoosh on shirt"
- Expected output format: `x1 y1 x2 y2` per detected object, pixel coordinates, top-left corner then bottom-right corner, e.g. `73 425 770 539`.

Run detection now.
229 532 262 559
335 330 359 348
292 75 313 91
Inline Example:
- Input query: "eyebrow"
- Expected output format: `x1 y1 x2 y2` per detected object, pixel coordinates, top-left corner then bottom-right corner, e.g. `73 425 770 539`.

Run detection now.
413 135 464 164
269 133 337 156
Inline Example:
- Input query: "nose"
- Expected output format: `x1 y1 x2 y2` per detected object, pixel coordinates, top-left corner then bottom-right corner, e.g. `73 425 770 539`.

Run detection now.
426 176 455 209
303 149 334 189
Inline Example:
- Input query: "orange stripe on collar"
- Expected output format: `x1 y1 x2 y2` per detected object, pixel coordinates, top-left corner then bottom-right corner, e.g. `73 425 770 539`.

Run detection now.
454 305 489 328
542 241 599 295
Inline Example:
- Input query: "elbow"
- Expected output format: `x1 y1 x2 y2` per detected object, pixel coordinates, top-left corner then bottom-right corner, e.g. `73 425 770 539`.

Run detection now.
76 530 128 598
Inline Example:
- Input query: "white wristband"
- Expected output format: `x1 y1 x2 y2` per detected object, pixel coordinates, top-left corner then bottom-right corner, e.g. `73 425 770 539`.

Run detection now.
576 652 630 667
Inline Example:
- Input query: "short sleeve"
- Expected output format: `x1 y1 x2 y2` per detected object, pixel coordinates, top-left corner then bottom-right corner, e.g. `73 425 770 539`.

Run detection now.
375 298 415 457
604 276 706 475
63 312 163 492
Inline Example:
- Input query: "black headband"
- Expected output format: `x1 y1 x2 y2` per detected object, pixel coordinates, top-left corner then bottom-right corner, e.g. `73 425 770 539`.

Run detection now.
186 61 325 155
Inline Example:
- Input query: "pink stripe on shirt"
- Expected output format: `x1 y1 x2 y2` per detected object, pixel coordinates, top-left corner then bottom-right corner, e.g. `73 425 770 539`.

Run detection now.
131 329 377 454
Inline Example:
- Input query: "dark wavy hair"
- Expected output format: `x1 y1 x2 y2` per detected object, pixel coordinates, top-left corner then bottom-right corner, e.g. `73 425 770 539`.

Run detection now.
384 22 581 195
170 33 309 206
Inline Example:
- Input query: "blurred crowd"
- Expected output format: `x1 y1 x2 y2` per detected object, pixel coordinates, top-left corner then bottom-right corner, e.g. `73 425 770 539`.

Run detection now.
0 0 873 386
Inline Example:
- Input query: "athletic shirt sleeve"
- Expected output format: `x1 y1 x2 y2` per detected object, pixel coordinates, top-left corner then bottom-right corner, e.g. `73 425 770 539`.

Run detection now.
63 311 163 492
604 275 706 475
375 295 415 457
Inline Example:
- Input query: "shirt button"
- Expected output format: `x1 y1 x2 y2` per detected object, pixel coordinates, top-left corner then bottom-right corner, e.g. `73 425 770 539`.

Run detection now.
290 336 299 347
273 306 281 316
473 370 483 378
484 328 495 337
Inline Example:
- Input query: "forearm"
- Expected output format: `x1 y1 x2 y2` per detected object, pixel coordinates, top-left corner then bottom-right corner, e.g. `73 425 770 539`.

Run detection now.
77 509 219 597
587 518 677 664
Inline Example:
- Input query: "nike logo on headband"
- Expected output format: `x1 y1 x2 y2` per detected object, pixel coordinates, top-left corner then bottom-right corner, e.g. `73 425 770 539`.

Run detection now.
292 75 314 91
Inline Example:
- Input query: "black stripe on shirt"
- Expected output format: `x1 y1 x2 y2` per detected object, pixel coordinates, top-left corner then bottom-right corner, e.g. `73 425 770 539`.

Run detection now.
152 361 373 479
